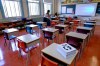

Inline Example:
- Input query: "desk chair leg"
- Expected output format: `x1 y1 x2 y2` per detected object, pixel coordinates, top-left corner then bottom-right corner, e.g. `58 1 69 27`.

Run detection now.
26 49 31 66
4 39 7 46
78 45 82 59
18 48 22 57
48 39 50 44
8 40 12 49
43 38 45 47
13 39 16 47
74 54 77 66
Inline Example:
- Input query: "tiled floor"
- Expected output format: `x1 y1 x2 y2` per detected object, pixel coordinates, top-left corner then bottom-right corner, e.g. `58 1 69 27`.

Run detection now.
0 25 100 66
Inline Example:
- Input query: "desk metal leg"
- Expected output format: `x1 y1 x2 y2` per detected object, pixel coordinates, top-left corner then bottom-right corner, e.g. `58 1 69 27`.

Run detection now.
4 38 7 46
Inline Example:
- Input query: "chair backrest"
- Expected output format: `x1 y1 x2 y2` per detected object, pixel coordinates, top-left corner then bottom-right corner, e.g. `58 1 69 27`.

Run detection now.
67 17 72 22
43 31 53 37
55 26 64 34
26 27 33 34
73 20 79 25
41 54 58 66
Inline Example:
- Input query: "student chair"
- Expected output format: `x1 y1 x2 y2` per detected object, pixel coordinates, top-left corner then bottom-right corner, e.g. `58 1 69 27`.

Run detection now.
37 23 43 29
41 54 58 66
55 26 64 34
17 39 38 65
51 21 58 27
72 20 79 25
67 17 73 22
26 27 35 34
43 31 56 44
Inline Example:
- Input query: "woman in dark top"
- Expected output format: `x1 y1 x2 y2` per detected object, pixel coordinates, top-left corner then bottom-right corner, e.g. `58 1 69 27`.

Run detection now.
45 10 50 18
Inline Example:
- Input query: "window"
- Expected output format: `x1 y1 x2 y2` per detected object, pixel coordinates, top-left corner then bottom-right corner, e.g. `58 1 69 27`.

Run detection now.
28 0 40 16
1 0 22 18
44 3 52 14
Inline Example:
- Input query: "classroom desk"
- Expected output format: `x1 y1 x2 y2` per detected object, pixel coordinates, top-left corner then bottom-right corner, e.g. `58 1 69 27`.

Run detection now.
17 34 40 48
17 34 40 65
42 43 78 66
26 24 39 36
37 22 47 29
3 28 19 38
84 23 95 26
42 28 59 43
86 20 96 24
55 24 68 42
84 23 95 34
51 17 56 20
52 20 59 24
76 26 93 37
66 32 88 57
3 28 19 48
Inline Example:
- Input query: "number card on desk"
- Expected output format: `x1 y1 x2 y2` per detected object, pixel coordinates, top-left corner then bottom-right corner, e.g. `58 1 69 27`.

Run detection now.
57 43 76 58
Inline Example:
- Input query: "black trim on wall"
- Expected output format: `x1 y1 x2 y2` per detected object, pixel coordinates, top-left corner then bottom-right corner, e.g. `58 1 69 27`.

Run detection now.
96 2 100 14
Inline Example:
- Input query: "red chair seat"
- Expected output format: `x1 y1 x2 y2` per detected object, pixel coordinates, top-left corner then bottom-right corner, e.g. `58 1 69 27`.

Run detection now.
41 54 58 66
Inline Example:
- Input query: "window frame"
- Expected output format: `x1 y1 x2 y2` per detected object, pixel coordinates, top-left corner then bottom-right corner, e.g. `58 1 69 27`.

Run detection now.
1 0 23 18
27 0 40 16
43 2 52 15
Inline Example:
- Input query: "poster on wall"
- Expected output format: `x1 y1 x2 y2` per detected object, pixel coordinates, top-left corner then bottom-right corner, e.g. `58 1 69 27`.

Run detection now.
67 8 73 13
62 6 66 13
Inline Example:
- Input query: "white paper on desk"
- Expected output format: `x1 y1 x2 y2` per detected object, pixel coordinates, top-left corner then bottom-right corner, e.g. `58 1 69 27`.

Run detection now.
57 43 76 58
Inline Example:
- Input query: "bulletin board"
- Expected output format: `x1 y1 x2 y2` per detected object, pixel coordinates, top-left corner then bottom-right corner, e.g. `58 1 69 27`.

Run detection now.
61 5 76 14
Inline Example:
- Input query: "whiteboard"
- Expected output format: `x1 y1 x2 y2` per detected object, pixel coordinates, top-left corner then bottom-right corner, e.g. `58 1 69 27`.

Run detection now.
67 8 73 13
62 6 66 13
75 3 97 16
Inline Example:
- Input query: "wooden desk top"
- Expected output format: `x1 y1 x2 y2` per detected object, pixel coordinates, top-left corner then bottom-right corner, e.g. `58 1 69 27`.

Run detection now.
26 24 38 27
86 20 96 23
42 43 78 65
84 23 95 25
55 24 68 28
70 22 74 24
17 34 39 44
77 26 93 30
37 22 46 24
52 20 59 22
66 32 88 39
72 20 81 22
3 28 18 33
42 28 58 33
